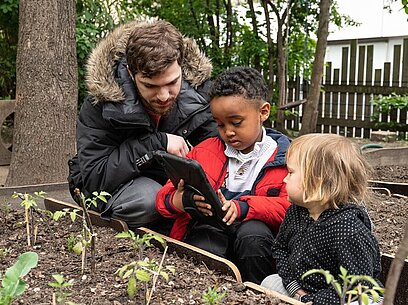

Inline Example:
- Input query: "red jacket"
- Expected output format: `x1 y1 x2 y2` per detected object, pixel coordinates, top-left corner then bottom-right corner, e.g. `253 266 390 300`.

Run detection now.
156 129 291 240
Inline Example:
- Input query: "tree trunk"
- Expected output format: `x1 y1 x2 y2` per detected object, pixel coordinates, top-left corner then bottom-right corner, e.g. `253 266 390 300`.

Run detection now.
298 0 331 135
6 0 77 186
383 218 408 305
248 0 261 70
262 1 274 93
266 0 290 133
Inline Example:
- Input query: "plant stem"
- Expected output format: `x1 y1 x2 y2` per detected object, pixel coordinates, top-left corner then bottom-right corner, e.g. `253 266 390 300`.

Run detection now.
25 207 31 247
146 245 169 305
52 292 57 305
75 188 96 273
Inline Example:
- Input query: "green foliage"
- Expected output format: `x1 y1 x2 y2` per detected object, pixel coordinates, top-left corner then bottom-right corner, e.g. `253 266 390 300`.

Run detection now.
0 0 356 110
115 231 174 304
302 266 384 305
115 231 166 254
202 285 226 305
54 191 110 273
48 274 75 305
0 248 12 259
371 93 408 132
66 234 80 253
0 251 38 305
0 0 18 99
11 191 46 247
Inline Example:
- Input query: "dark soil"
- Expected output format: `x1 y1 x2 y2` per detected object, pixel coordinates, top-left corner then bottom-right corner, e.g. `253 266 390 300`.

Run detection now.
371 165 408 183
0 209 286 305
0 164 407 305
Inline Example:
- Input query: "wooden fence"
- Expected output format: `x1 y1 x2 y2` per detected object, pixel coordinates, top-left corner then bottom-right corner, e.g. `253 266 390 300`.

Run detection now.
284 37 408 139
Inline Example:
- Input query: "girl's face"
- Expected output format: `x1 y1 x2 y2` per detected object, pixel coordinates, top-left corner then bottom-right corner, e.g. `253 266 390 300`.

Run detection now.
284 154 330 220
283 154 304 205
210 96 270 154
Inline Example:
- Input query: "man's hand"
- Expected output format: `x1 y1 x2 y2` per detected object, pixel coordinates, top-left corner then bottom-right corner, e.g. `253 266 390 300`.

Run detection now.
166 133 189 157
218 190 238 225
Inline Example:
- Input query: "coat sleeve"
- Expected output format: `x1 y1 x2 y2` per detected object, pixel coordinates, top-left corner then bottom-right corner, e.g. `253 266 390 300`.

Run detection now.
77 117 168 195
237 166 290 234
272 206 298 283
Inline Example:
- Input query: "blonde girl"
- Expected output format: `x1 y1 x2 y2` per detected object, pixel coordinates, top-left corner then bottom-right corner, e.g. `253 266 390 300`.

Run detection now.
261 133 383 305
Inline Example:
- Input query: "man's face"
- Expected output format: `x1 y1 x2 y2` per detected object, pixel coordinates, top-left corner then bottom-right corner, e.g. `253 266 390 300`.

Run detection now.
134 61 182 116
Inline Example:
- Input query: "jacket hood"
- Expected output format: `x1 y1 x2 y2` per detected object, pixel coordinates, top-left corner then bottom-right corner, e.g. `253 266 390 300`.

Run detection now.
85 20 212 103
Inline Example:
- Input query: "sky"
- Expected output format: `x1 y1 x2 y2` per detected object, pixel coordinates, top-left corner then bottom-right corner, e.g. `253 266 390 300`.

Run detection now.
328 0 408 40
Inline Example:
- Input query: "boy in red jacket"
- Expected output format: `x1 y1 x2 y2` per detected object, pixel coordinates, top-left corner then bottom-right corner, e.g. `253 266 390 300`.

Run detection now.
156 67 291 283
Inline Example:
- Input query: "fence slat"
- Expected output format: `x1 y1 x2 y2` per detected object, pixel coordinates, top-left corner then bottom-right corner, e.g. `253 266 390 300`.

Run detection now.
286 37 408 139
393 44 401 87
402 38 408 86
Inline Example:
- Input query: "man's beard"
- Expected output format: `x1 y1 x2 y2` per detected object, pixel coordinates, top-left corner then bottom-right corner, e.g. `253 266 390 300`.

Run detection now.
140 95 177 117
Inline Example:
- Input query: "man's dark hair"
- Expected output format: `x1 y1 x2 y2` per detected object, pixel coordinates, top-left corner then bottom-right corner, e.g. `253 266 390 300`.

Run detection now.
126 20 184 78
209 67 269 103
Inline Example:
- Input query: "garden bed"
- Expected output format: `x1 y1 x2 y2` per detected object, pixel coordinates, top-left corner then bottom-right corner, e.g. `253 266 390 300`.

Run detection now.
1 189 406 304
0 204 298 305
0 157 407 304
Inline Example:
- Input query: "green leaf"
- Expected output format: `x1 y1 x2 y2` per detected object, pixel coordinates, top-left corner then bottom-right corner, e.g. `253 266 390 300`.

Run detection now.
5 252 38 280
72 242 83 255
370 290 379 302
115 232 132 238
127 276 137 298
361 293 369 305
160 271 169 281
70 211 77 222
53 211 65 221
135 269 150 282
51 274 64 285
123 269 133 279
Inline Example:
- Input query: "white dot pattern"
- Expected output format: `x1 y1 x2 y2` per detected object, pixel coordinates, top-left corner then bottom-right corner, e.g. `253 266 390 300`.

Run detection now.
272 204 383 305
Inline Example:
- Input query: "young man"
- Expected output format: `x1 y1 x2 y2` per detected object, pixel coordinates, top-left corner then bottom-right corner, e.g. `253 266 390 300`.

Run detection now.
68 20 217 230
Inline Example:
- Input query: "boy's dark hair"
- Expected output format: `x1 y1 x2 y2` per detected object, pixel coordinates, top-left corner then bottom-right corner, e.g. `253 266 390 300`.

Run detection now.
209 67 269 102
126 20 184 78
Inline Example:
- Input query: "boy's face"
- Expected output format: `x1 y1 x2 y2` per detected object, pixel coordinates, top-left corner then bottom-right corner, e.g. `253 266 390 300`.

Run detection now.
210 95 270 154
134 61 182 116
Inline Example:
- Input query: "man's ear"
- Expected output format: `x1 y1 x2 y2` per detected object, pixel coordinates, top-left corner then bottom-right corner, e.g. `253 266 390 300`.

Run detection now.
260 102 271 122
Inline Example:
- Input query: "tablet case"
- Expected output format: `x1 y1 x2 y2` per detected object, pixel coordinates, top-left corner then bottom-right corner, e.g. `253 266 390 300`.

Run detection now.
149 151 228 230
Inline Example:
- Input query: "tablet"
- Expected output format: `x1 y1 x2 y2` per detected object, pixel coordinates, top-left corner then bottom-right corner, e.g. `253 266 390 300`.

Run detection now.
153 150 228 230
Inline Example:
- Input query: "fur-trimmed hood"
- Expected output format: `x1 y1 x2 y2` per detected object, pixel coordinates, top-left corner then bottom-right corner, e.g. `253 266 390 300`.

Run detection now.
85 20 212 104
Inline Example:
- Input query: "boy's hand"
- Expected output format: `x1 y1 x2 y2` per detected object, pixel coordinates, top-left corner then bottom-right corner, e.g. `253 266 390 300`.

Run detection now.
194 194 213 216
218 190 238 225
172 179 186 211
174 179 212 216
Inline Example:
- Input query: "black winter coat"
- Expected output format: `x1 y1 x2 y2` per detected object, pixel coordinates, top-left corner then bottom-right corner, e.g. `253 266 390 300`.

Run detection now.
69 21 217 202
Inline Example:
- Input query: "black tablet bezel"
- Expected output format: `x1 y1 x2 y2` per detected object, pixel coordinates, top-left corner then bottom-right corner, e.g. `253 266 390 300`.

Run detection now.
153 150 227 229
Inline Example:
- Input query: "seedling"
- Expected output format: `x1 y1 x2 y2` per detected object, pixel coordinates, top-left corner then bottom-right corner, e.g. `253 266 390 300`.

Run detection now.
202 285 226 305
12 191 46 246
66 234 79 253
0 248 12 259
302 266 384 305
0 251 38 305
54 189 111 274
115 231 175 304
48 274 76 305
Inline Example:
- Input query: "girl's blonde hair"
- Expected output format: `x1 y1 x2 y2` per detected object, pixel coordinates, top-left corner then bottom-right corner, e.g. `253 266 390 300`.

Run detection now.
286 133 372 208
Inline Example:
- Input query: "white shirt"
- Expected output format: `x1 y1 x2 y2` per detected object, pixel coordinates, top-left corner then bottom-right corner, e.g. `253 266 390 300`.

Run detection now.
224 127 277 192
